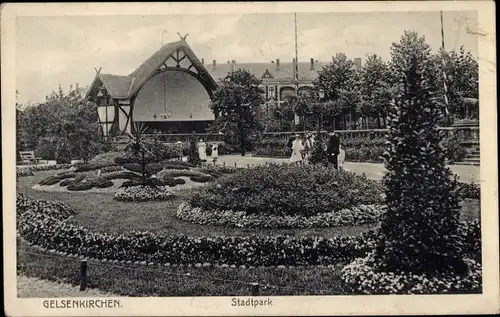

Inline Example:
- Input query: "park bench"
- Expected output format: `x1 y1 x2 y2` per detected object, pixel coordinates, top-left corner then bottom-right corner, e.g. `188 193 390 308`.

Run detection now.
19 151 42 165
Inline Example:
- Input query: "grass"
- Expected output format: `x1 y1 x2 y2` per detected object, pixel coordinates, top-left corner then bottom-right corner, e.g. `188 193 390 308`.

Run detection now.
18 240 347 297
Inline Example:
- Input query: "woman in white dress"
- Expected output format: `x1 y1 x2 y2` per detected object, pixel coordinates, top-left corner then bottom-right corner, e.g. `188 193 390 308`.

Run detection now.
338 144 346 169
198 139 207 161
289 135 305 163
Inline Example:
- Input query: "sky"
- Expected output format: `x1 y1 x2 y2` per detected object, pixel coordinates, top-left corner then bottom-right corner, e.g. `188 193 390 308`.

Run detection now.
16 11 478 104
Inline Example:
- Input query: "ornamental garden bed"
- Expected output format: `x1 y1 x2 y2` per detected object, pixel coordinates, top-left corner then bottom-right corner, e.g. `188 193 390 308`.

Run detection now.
30 161 238 195
182 164 386 227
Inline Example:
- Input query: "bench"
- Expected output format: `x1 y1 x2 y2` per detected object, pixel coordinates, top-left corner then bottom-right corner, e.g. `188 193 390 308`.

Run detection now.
19 151 42 165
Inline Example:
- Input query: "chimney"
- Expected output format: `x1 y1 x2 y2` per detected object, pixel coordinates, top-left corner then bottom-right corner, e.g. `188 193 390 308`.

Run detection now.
202 58 205 64
75 82 79 90
276 59 280 71
354 58 362 71
310 58 314 70
212 60 216 71
231 60 236 72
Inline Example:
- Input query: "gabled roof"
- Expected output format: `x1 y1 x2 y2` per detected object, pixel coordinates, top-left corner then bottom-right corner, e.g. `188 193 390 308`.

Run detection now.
86 40 218 100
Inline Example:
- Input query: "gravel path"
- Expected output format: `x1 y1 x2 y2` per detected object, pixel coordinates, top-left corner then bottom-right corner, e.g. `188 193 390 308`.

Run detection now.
17 275 116 298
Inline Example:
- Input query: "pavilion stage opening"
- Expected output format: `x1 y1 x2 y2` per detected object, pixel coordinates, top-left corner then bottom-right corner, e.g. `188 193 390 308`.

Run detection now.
133 69 215 134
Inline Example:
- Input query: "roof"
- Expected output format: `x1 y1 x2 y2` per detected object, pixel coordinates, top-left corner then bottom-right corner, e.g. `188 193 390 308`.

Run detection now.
203 61 332 82
99 74 132 98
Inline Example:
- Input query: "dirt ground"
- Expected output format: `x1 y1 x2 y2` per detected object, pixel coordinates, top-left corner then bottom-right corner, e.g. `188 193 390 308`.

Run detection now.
17 275 116 298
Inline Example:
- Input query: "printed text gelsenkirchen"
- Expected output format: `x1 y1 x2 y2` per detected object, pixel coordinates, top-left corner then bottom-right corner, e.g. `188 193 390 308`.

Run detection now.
43 299 121 309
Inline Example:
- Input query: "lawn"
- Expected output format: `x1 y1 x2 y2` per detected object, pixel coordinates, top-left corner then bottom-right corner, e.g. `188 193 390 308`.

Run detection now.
17 170 480 238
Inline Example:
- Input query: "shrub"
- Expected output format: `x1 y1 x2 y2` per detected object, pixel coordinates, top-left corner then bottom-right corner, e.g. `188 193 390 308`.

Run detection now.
174 178 186 185
458 182 481 200
90 151 122 165
309 135 328 165
100 165 123 174
158 170 208 179
67 182 94 191
177 202 385 228
16 169 34 178
74 162 116 172
59 179 74 187
114 186 175 202
442 132 468 163
187 134 201 166
188 164 384 217
102 171 141 181
55 137 72 164
94 178 114 188
189 175 212 183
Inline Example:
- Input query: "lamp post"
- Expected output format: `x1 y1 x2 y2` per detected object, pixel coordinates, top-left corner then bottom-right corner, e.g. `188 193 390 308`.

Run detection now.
318 89 325 133
234 85 245 156
96 87 115 141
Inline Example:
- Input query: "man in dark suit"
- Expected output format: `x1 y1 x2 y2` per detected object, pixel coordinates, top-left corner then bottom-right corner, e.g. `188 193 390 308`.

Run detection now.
327 131 340 169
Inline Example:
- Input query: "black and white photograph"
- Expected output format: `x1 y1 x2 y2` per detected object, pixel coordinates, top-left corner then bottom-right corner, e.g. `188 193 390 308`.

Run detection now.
2 2 498 316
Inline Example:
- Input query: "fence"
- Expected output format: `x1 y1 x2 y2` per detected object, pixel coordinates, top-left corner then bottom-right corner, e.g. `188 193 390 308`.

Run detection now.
17 248 348 297
262 126 480 144
111 126 479 147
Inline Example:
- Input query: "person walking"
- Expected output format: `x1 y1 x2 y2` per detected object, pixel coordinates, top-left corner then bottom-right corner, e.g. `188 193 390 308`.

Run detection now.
326 131 340 169
289 134 305 164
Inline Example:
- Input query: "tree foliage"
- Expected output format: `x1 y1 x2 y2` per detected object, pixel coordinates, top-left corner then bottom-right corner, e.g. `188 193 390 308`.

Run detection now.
358 54 393 128
376 31 466 274
313 53 361 129
209 69 265 155
17 85 105 161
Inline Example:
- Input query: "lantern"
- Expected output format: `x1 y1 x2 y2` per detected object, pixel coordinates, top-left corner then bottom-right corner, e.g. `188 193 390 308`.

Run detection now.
96 87 115 138
318 88 325 100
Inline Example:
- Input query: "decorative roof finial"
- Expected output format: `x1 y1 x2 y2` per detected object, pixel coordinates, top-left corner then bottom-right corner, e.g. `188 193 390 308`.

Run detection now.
177 32 189 41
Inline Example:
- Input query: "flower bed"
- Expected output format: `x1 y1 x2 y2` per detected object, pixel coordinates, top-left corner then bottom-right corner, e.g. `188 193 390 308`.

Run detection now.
176 202 385 228
114 185 175 202
341 252 481 294
17 195 480 269
188 164 384 217
16 164 71 178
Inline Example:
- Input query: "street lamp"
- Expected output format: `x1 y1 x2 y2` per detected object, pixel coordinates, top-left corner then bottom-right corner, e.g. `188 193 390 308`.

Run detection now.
234 85 246 156
317 88 326 133
96 87 115 140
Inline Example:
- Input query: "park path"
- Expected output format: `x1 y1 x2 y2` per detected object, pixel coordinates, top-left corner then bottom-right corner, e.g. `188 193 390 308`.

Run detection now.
17 275 115 298
217 155 481 184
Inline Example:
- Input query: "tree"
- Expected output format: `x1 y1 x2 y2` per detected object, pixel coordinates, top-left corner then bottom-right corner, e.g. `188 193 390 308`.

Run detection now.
17 85 105 161
313 53 360 130
209 70 265 156
433 46 479 120
358 54 393 128
376 31 466 274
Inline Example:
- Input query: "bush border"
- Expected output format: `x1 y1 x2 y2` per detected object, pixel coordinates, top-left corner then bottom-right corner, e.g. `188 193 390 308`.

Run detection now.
176 202 386 228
